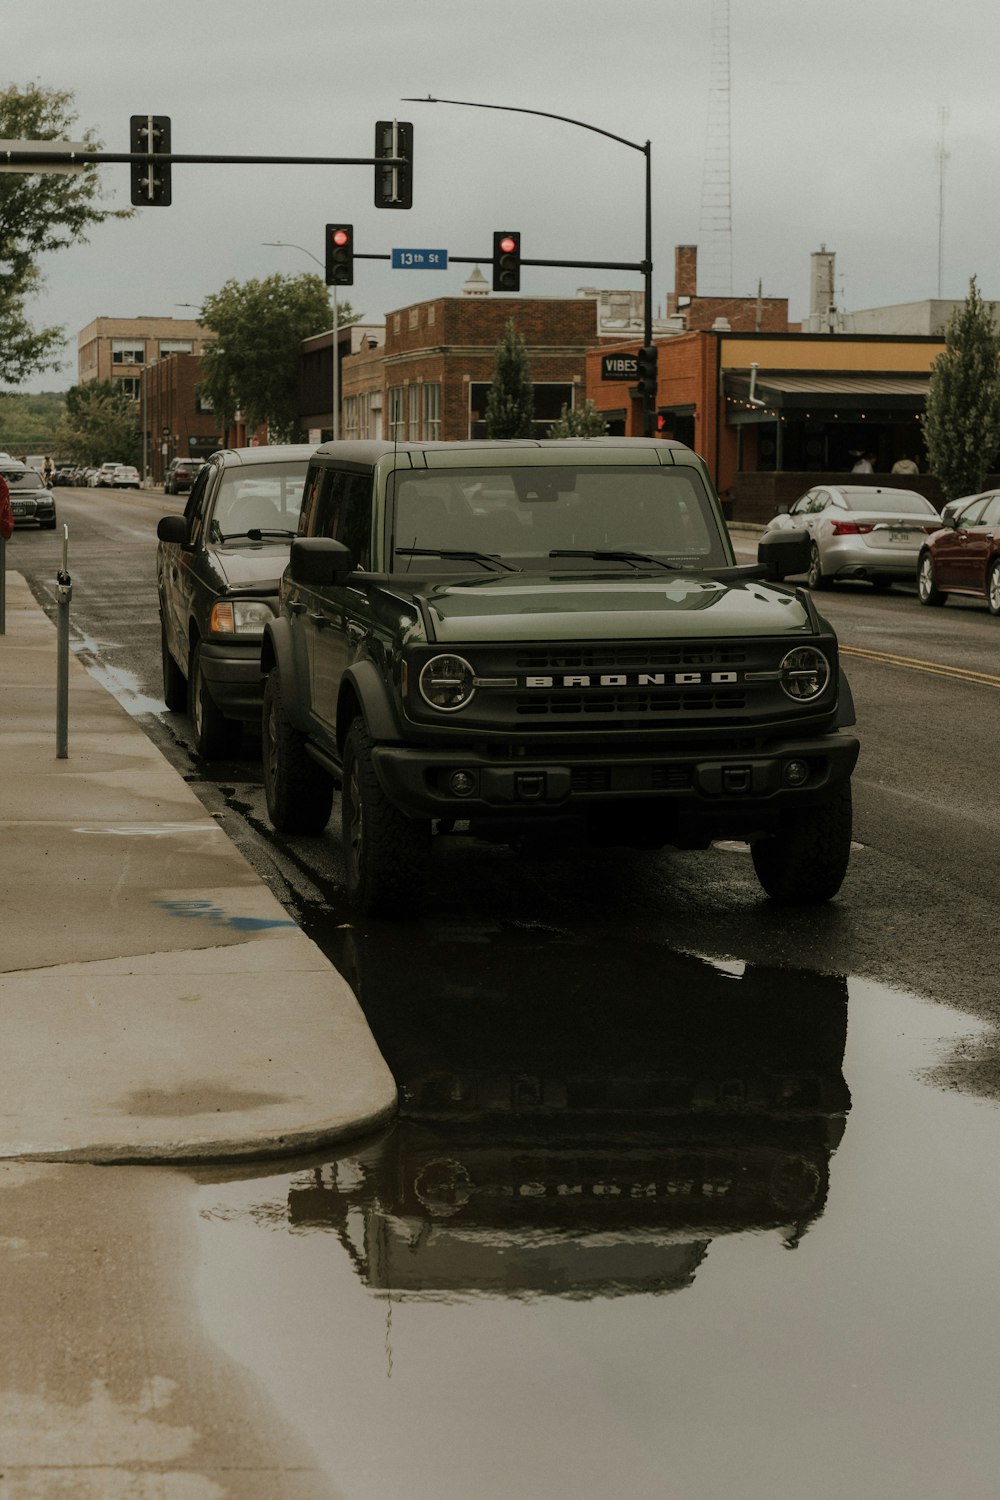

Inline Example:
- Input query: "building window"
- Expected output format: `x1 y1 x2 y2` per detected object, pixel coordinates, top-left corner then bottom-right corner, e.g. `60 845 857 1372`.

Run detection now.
422 383 441 439
111 340 144 365
469 382 574 439
392 313 401 334
194 385 213 414
408 384 420 439
427 304 435 327
159 340 193 357
115 376 141 400
344 395 359 440
388 386 405 440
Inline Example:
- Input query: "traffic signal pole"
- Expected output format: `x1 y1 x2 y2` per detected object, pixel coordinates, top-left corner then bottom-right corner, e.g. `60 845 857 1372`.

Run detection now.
403 96 657 436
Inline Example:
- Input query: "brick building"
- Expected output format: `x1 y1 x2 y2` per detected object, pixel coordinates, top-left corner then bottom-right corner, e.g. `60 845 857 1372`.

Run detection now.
77 316 212 399
140 353 219 486
665 246 791 335
340 296 599 443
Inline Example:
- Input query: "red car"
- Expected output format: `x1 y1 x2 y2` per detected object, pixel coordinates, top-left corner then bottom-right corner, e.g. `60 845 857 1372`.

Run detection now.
917 490 1000 615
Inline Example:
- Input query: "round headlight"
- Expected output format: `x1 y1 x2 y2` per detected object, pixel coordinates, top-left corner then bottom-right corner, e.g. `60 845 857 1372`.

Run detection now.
779 647 831 701
419 654 476 712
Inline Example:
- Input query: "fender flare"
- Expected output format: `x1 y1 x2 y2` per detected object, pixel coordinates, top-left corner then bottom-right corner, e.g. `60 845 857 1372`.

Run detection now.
337 660 402 750
835 665 856 728
260 618 310 732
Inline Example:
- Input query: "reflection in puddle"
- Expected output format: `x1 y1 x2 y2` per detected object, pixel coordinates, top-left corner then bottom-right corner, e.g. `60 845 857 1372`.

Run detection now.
190 940 1000 1500
285 955 850 1302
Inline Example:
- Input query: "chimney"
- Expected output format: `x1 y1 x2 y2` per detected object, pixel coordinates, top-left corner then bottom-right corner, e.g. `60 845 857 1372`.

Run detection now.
675 245 698 298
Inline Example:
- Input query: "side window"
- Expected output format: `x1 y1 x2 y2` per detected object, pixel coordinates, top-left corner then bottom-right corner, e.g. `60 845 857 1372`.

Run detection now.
980 495 1000 526
958 497 989 526
337 474 373 570
310 469 373 570
183 466 214 548
298 467 323 537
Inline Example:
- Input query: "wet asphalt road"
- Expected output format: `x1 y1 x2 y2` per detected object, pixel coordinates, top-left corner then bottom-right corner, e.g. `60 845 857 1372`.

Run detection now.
10 487 1000 1498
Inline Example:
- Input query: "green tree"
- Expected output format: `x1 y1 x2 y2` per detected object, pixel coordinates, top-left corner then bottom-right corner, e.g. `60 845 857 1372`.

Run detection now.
924 276 1000 500
546 399 608 439
0 83 131 388
485 319 534 439
199 274 335 442
55 381 139 465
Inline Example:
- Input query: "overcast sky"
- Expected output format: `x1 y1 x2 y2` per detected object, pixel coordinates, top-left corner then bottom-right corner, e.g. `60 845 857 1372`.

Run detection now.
5 0 1000 392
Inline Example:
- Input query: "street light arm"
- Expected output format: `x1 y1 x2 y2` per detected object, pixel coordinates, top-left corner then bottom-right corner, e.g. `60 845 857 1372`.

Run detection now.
262 240 325 271
401 95 648 157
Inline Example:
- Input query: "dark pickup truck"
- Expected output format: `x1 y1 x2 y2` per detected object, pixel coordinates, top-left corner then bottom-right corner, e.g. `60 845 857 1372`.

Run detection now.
260 438 859 916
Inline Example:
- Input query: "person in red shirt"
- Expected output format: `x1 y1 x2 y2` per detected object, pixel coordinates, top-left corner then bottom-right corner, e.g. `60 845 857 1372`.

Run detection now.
0 472 13 542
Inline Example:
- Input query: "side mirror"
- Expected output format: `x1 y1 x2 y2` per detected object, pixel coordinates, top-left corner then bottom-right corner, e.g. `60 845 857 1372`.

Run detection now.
758 527 810 581
157 514 189 546
775 501 791 515
289 537 354 587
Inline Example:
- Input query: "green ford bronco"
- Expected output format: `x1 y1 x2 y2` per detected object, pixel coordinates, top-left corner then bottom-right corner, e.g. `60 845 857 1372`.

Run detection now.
260 438 859 916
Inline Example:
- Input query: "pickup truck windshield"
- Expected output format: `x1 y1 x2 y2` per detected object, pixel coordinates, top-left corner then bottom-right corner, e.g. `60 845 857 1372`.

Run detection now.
389 464 729 572
207 463 308 544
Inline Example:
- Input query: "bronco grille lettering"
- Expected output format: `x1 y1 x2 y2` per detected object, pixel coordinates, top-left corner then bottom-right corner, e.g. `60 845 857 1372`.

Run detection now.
523 671 740 688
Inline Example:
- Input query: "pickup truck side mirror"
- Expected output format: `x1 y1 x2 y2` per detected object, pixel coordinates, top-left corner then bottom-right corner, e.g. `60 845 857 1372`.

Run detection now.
289 537 354 587
757 527 811 581
157 514 189 546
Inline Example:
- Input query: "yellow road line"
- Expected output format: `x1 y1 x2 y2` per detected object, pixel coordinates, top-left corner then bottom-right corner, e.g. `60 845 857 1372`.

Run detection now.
841 644 1000 689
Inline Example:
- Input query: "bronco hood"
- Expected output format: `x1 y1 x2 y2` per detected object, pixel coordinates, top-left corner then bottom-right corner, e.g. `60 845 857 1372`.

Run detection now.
417 571 816 643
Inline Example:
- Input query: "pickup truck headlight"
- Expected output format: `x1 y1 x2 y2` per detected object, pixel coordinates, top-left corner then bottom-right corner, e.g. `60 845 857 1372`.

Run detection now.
419 653 476 712
779 646 831 701
210 600 274 636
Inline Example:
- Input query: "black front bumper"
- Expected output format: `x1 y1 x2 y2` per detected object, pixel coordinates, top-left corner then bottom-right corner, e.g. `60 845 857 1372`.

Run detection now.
371 731 860 838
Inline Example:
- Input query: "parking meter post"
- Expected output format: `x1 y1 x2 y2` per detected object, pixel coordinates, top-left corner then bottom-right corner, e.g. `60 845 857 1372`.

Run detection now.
55 526 72 760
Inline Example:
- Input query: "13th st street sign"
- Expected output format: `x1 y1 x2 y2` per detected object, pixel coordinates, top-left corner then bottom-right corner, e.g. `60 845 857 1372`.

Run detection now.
601 353 638 381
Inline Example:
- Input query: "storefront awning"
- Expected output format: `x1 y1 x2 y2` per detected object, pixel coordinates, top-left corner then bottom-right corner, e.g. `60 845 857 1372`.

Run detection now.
725 372 931 422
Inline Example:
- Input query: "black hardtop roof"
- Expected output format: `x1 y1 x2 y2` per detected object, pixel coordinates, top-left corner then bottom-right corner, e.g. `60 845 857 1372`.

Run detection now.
310 437 697 468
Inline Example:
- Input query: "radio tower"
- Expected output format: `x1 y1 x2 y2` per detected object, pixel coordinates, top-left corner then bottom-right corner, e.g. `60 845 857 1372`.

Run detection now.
936 104 950 298
699 0 734 297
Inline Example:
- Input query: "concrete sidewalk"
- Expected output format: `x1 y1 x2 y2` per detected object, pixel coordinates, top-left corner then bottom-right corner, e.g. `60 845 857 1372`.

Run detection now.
0 571 397 1162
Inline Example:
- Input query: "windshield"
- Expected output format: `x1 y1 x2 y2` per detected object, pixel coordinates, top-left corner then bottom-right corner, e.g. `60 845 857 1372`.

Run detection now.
389 464 728 573
843 491 935 515
1 466 45 491
207 463 308 540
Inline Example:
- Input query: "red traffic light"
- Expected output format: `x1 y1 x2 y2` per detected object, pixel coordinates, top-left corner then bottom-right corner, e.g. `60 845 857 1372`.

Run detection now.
332 227 350 247
498 235 517 253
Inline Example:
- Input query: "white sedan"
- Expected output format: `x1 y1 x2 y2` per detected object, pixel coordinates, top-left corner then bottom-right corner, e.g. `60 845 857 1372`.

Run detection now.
763 484 942 592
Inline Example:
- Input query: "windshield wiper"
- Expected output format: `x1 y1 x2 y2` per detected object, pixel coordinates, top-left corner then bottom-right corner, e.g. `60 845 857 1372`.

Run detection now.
548 549 677 571
396 547 518 573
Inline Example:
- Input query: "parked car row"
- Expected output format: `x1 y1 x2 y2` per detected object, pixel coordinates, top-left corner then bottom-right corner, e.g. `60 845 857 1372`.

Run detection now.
763 482 1000 616
0 456 57 529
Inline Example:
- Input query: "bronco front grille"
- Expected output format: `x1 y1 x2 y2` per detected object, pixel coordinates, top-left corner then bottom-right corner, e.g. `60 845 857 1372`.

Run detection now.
516 687 747 718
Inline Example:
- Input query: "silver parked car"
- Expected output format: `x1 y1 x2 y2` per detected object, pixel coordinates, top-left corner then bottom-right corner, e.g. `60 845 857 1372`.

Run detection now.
763 485 942 591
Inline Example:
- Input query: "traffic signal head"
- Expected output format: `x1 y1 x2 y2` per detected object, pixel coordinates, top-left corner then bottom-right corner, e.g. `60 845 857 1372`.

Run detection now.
374 120 413 209
636 344 659 401
325 224 354 286
492 231 521 292
129 114 171 206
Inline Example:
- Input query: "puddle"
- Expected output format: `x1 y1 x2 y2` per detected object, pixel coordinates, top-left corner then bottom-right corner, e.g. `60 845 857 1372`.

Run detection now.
189 963 1000 1500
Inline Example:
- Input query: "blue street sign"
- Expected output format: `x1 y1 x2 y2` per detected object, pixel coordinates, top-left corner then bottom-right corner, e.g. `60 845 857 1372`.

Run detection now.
391 248 448 269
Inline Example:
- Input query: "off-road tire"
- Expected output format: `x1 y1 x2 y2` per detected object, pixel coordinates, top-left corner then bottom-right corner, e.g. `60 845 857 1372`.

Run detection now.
342 717 430 918
190 640 240 760
750 781 853 905
161 618 187 712
261 668 334 834
917 550 947 607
